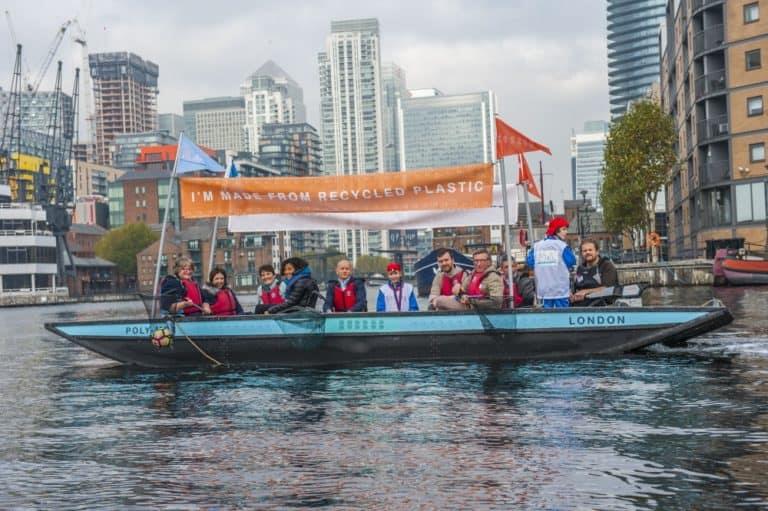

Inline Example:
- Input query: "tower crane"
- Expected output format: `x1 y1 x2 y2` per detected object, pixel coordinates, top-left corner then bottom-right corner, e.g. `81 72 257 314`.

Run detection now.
71 19 95 155
3 10 33 91
29 19 73 98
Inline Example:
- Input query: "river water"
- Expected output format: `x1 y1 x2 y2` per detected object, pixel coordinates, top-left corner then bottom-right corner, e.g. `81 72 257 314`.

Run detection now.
1 287 767 509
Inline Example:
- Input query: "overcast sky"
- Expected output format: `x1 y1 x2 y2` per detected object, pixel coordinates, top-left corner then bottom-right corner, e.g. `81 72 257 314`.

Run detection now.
1 0 609 206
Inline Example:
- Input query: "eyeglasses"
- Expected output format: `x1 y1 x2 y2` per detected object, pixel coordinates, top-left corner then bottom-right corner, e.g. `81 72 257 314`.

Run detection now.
473 258 489 262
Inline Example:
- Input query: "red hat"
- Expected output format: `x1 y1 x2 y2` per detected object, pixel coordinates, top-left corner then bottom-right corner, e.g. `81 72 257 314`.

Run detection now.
386 262 402 273
546 216 569 237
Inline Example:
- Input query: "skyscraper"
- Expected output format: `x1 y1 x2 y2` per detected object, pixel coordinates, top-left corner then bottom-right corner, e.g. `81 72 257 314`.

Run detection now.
381 63 407 172
89 52 159 164
241 61 306 154
318 18 385 262
607 0 666 119
570 121 610 211
183 97 246 152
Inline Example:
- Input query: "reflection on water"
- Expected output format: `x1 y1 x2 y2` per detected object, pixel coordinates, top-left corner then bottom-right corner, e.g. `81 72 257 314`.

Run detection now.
0 287 767 508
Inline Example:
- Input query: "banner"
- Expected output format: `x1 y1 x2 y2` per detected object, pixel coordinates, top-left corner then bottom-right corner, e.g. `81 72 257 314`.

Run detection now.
180 163 492 218
228 185 518 232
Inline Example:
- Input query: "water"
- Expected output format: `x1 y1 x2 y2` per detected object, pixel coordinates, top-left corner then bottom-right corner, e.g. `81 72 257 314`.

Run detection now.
1 287 767 509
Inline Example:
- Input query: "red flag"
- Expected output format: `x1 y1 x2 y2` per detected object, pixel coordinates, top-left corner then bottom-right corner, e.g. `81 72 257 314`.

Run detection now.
517 154 541 199
495 117 552 157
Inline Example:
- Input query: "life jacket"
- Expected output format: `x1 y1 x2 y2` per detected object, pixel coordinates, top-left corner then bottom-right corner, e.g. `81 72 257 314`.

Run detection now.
333 280 357 312
210 288 237 316
440 269 464 296
466 271 491 297
260 283 284 305
533 237 571 299
502 277 523 309
181 279 203 315
574 261 602 291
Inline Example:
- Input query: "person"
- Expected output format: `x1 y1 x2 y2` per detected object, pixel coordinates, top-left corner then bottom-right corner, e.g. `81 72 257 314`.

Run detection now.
206 267 244 316
428 248 466 309
498 254 536 308
376 262 419 312
434 249 503 311
159 256 212 316
571 239 619 305
265 257 319 314
324 259 367 313
526 216 577 308
253 264 286 315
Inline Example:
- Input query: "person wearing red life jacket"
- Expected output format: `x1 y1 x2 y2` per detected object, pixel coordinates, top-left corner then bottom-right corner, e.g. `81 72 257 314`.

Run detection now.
324 259 367 313
253 264 286 315
206 267 243 316
159 256 212 316
428 248 466 310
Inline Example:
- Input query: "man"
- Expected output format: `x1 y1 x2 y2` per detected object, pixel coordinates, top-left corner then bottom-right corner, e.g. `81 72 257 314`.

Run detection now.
498 254 536 308
376 262 419 312
526 216 577 308
324 259 367 312
434 248 503 311
428 248 466 309
571 239 618 305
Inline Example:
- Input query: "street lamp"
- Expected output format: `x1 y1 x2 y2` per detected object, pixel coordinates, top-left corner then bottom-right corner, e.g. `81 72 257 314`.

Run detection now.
578 189 591 240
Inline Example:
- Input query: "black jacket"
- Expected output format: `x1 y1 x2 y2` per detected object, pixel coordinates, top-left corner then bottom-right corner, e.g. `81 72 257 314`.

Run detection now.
267 274 319 314
159 275 212 313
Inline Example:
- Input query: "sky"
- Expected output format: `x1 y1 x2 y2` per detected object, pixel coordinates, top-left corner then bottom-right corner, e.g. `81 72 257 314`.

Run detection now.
1 0 610 208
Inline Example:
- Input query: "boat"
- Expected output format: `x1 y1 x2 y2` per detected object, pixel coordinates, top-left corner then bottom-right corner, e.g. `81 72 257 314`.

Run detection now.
45 304 732 368
713 248 768 286
366 273 388 287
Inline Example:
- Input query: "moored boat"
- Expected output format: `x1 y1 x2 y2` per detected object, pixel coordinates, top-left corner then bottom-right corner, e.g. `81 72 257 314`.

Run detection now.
45 305 733 369
713 249 768 286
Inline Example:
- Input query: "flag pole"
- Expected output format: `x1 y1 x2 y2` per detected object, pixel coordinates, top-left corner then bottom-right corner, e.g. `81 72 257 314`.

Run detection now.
498 156 515 309
151 132 184 314
206 155 231 278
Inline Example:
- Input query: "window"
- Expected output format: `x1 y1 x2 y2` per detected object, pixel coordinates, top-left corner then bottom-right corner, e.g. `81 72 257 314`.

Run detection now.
735 182 766 222
747 96 764 116
744 2 759 23
746 49 762 70
750 142 766 162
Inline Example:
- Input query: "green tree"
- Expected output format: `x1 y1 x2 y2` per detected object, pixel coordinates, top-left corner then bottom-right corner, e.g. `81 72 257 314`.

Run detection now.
96 223 159 275
601 99 678 250
354 255 390 275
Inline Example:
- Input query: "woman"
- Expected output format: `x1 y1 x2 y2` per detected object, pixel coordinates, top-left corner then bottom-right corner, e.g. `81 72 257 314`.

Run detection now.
265 257 319 314
207 267 243 316
159 256 211 316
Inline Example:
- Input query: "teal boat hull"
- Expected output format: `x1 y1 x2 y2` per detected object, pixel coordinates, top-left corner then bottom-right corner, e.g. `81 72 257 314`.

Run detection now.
44 306 733 368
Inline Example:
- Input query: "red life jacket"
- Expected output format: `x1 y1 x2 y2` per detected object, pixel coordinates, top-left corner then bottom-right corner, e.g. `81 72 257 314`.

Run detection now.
440 269 464 296
260 283 284 305
181 279 203 315
210 288 237 316
502 277 523 309
332 280 357 312
466 271 490 297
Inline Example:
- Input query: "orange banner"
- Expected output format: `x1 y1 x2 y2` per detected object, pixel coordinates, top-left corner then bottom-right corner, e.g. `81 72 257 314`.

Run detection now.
180 163 493 218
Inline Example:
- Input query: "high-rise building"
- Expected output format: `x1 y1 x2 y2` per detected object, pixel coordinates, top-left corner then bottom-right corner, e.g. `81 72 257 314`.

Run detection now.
111 131 177 173
74 161 124 198
89 52 159 165
398 90 496 170
607 0 666 119
662 0 768 259
570 121 610 210
183 96 246 152
318 18 385 263
381 63 407 171
241 61 306 154
158 113 185 139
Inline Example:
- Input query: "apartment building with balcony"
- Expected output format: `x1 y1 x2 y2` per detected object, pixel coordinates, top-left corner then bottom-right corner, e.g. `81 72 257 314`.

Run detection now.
662 0 768 258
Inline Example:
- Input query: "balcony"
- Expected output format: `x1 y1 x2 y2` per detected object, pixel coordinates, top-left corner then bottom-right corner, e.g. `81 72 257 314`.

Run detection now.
694 68 726 99
692 0 724 13
693 25 724 56
697 114 729 143
700 160 730 186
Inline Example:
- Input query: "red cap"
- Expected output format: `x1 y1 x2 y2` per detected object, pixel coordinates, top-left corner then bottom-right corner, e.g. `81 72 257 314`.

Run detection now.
386 262 402 273
546 216 569 236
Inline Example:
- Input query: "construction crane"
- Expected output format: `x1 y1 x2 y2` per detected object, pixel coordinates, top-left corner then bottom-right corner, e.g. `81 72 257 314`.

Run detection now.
71 19 95 156
29 19 73 98
3 11 33 91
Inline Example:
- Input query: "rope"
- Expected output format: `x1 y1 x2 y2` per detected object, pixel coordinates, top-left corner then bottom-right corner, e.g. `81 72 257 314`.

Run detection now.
174 322 223 367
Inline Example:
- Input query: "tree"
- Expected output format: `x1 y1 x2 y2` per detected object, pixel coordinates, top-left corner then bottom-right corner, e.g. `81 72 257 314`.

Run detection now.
354 255 390 275
601 99 678 257
96 223 159 275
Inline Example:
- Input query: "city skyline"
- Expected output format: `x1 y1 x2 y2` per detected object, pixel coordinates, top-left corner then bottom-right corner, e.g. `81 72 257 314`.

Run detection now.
1 1 609 206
